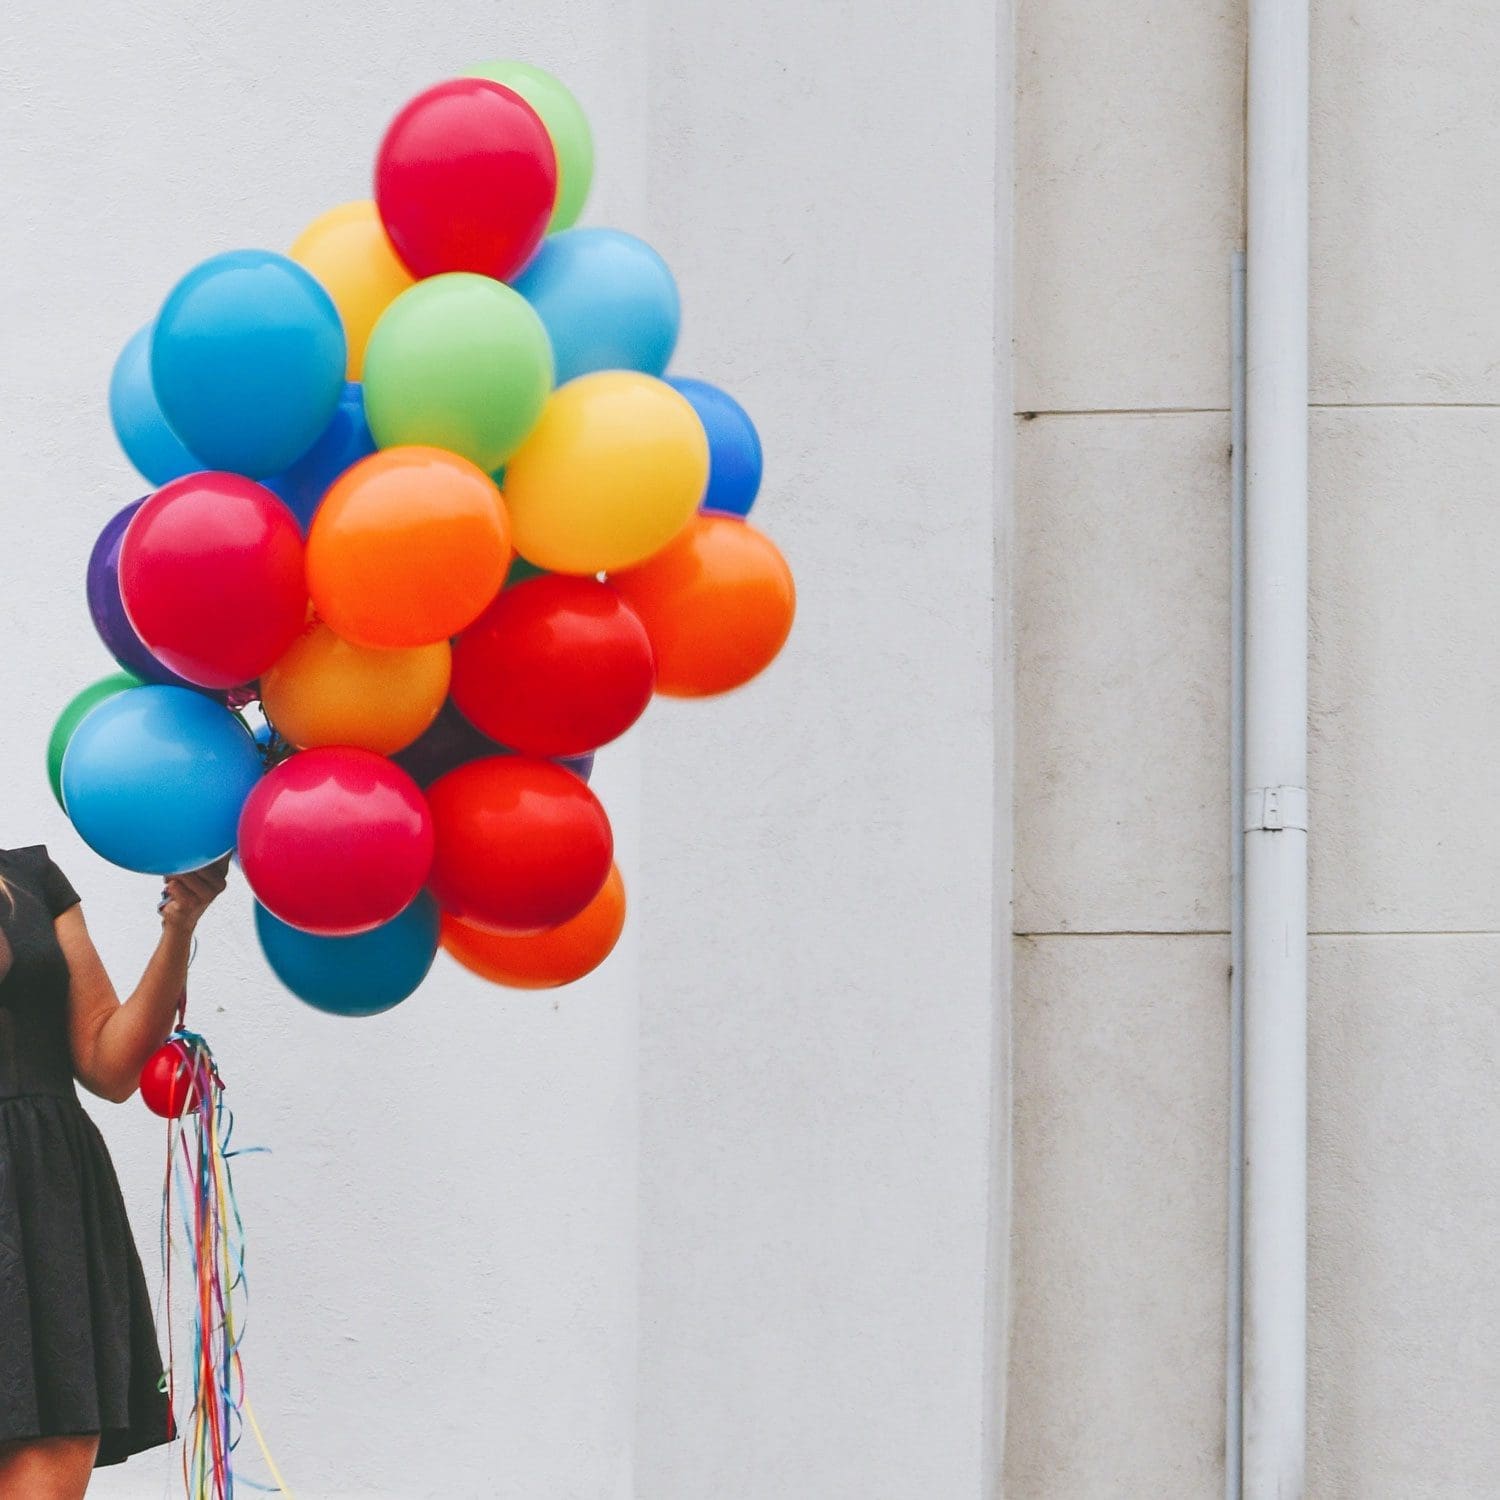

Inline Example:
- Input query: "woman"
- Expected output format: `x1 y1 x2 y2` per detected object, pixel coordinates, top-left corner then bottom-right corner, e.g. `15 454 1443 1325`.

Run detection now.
0 844 229 1499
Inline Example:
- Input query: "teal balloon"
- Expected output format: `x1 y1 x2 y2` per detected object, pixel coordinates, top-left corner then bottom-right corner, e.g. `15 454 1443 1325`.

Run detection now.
512 228 679 384
255 893 440 1016
504 556 547 588
61 686 262 874
109 325 202 485
151 250 347 478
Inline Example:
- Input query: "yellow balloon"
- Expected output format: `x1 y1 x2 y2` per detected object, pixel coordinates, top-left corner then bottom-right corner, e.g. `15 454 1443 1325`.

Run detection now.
291 202 414 379
503 372 709 574
261 619 451 754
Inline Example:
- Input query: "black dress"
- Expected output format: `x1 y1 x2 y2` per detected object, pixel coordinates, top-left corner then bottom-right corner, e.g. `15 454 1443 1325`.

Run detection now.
0 845 173 1466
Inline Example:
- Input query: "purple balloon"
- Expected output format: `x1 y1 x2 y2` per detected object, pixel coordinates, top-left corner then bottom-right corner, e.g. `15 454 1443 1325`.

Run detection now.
86 500 195 686
391 699 595 787
556 750 597 782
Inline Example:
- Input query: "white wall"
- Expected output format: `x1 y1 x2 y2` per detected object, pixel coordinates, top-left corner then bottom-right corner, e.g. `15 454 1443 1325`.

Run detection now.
3 5 648 1497
2 4 1014 1499
634 2 1009 1497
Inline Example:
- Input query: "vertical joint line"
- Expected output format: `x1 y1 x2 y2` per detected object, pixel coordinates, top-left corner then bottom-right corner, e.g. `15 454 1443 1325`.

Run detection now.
1226 246 1248 1500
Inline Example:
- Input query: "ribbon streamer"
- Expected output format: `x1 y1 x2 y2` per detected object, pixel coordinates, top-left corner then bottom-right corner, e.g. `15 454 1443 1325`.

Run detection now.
156 1027 295 1498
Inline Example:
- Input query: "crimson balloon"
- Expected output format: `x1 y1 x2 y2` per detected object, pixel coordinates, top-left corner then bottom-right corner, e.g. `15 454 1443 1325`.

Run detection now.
239 747 434 935
427 756 612 933
451 576 654 757
139 1041 200 1118
119 473 307 689
375 78 557 282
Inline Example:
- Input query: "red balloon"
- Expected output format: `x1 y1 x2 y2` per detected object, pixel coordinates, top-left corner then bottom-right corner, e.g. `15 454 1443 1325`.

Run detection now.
451 576 655 757
375 78 558 282
239 747 434 935
427 756 612 933
120 473 307 689
139 1040 200 1118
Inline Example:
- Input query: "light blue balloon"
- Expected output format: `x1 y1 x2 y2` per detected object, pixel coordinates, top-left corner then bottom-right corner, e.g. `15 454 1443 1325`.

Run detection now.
264 382 375 533
255 894 440 1017
151 250 347 479
666 377 763 517
109 324 202 486
61 686 262 875
512 228 679 385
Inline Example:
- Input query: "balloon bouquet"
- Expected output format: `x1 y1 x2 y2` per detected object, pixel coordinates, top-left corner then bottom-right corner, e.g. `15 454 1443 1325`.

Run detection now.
47 60 795 1497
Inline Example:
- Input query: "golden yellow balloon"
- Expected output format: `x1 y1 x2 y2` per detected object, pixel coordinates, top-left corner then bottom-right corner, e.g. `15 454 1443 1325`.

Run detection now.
503 371 710 575
291 202 414 379
260 619 451 754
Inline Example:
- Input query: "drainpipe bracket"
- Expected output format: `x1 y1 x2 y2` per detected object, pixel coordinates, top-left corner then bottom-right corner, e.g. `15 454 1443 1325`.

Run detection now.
1244 785 1308 833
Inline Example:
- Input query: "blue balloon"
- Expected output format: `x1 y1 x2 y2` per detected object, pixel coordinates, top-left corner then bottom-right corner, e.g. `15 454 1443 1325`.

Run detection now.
61 686 262 875
255 893 440 1016
666 377 763 517
264 382 376 532
108 325 202 486
512 228 679 384
151 250 347 479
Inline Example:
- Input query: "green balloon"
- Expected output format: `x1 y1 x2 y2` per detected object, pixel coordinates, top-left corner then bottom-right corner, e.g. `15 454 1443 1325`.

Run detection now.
47 672 142 808
467 60 595 232
363 274 554 472
504 556 548 589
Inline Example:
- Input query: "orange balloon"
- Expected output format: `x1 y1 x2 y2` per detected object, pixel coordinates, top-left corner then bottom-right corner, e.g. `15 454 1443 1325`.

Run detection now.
307 448 511 647
441 865 626 989
261 618 451 753
609 515 795 697
290 202 414 379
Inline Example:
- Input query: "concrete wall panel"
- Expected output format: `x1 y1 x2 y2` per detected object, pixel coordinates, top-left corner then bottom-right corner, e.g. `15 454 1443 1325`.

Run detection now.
1006 934 1228 1499
1016 0 1244 411
1016 413 1230 936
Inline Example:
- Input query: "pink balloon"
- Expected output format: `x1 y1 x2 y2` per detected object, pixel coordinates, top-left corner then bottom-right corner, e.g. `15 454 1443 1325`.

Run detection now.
375 79 557 282
239 748 433 935
119 473 307 689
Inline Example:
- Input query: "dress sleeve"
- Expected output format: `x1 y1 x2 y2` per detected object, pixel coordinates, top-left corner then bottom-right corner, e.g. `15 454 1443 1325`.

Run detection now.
36 847 81 918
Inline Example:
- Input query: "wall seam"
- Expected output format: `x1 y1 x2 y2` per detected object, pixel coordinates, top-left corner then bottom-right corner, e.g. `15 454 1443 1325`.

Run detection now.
1017 401 1500 419
985 0 1017 1493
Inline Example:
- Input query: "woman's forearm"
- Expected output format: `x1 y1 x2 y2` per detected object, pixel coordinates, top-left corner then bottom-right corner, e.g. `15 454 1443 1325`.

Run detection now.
88 925 195 1098
63 858 230 1102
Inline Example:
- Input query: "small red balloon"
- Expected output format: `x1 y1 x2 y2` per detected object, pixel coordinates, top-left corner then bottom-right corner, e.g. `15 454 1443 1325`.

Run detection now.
451 576 655 757
375 78 558 282
120 473 307 689
239 747 434 935
427 756 613 934
139 1040 200 1118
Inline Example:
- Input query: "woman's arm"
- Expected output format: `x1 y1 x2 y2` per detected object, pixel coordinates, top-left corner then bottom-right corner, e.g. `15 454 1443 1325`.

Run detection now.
60 857 231 1103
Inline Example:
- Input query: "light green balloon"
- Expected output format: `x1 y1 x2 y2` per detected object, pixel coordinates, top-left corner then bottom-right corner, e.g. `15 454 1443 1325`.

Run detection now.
362 273 554 472
47 672 142 808
467 60 595 232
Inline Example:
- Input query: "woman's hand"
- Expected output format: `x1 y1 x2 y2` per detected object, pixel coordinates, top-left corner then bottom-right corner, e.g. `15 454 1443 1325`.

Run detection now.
159 855 231 935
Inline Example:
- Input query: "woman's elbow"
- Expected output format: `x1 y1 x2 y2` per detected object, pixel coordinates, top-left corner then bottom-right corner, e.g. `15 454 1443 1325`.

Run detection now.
78 1068 138 1106
102 1076 139 1106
